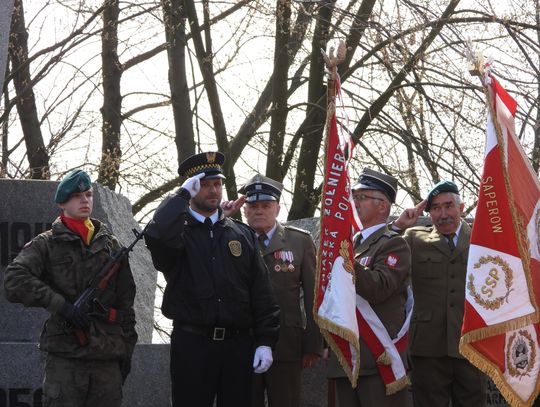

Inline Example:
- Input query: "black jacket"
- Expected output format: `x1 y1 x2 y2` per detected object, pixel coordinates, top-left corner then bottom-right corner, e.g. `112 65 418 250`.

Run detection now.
145 190 280 348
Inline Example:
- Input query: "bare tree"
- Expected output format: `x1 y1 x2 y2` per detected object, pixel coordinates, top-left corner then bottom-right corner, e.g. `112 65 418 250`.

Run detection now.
8 0 49 179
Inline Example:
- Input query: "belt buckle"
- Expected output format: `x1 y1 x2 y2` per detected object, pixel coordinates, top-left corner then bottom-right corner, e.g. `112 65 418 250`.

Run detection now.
213 327 225 341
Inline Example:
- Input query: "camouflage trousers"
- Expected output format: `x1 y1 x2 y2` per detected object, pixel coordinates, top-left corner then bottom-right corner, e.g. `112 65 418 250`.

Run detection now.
42 354 122 407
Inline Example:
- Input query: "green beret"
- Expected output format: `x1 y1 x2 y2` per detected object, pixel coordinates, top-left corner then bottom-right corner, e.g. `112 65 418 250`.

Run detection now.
55 170 92 203
426 180 459 211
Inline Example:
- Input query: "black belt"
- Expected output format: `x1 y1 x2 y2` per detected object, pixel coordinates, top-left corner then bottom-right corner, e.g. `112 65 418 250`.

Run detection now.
175 323 250 341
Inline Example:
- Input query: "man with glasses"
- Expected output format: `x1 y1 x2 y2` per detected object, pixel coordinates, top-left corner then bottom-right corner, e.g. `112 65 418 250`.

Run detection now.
327 168 412 406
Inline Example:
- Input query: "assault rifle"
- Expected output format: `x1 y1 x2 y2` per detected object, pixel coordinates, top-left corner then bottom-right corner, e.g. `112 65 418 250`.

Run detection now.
72 225 147 345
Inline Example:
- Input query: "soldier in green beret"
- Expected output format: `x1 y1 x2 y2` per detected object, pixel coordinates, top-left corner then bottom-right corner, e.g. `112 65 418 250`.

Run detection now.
393 180 487 407
4 169 137 407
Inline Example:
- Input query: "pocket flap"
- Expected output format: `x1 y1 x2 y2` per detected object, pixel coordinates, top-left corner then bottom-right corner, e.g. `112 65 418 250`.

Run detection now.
418 252 443 263
412 310 432 322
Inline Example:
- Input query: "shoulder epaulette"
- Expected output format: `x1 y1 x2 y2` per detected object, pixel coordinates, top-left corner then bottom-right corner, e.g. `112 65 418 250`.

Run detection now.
284 225 311 235
408 225 433 232
383 229 399 238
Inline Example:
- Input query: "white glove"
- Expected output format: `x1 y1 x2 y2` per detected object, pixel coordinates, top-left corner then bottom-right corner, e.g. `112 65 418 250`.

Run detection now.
181 173 205 197
253 345 273 374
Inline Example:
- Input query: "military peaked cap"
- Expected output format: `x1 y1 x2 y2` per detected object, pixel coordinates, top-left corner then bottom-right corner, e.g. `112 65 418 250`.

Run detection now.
239 174 284 202
178 151 226 180
352 168 398 203
425 180 459 211
55 170 92 203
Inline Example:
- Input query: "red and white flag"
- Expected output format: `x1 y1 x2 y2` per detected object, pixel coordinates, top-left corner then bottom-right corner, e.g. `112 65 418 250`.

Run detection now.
314 75 362 386
460 71 540 406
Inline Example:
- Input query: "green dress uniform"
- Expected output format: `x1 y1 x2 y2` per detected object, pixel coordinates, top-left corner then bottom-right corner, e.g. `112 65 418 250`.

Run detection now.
327 225 412 407
252 223 323 407
404 220 486 407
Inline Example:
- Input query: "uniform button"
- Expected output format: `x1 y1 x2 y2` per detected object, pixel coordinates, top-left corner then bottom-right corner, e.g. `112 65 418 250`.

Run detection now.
450 303 454 307
218 298 222 302
450 289 455 293
450 260 455 264
212 256 215 260
450 274 455 278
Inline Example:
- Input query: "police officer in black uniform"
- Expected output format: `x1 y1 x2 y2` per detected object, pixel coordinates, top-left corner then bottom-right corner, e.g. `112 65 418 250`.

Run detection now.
145 152 280 407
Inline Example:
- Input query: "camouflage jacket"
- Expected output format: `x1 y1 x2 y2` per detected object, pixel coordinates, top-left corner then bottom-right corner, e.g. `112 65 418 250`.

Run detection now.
4 217 137 360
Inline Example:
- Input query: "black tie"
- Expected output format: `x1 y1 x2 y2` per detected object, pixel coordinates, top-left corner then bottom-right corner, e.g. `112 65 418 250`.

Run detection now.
204 217 213 229
258 233 268 249
355 233 363 249
444 233 456 252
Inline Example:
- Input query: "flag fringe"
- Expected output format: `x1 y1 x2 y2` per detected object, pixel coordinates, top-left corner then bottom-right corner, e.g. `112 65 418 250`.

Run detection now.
459 342 540 407
460 313 538 344
385 374 410 395
314 313 361 388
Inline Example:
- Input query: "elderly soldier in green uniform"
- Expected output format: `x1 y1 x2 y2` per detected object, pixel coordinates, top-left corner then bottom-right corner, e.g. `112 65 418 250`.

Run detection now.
225 174 323 407
327 168 412 407
145 152 280 407
4 170 137 407
393 180 486 407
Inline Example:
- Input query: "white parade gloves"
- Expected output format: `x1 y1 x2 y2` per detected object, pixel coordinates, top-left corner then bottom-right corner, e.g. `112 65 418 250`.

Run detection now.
253 345 273 374
181 173 205 197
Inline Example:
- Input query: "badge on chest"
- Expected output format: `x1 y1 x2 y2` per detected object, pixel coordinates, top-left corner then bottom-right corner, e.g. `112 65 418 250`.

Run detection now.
358 256 372 267
273 250 295 272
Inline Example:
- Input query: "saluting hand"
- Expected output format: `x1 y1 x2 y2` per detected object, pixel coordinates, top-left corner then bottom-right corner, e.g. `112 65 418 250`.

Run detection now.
181 173 205 198
393 199 427 230
221 195 247 217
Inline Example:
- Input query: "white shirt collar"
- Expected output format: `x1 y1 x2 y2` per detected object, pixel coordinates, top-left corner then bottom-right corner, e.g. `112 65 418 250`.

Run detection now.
257 223 277 243
358 222 386 241
450 223 462 245
189 207 219 224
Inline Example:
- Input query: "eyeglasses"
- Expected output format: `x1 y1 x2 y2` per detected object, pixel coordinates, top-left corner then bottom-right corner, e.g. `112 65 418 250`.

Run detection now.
352 193 385 202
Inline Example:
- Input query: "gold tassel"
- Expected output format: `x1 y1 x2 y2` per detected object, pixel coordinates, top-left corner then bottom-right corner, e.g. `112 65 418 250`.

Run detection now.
376 351 391 366
385 375 410 395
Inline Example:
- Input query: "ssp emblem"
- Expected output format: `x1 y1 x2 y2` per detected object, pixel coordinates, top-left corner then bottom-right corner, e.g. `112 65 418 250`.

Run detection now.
228 240 242 257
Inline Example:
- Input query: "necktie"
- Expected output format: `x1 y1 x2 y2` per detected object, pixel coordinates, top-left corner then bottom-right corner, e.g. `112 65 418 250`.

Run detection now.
354 233 363 249
204 217 213 229
258 233 268 249
444 233 456 252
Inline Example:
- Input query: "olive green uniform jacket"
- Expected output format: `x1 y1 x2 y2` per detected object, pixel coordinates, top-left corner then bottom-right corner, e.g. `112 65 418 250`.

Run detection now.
403 220 470 358
4 217 137 361
328 225 411 377
261 223 323 362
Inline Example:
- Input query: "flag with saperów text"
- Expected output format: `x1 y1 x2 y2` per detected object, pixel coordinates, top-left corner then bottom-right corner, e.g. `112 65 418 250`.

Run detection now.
460 73 540 407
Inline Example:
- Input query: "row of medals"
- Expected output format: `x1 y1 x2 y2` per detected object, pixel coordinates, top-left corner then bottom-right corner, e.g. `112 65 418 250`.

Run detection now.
274 250 295 272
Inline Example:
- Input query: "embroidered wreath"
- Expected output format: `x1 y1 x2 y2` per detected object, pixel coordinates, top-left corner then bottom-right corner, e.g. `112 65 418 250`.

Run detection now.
339 240 355 281
506 329 536 378
467 255 514 311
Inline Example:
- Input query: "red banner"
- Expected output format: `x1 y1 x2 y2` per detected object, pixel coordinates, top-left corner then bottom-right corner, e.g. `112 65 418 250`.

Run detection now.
460 73 540 406
314 76 361 386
